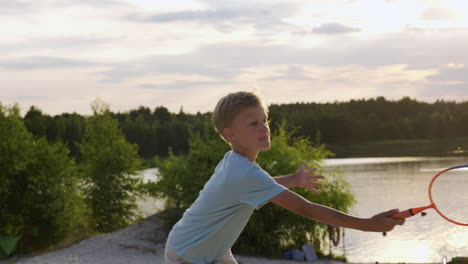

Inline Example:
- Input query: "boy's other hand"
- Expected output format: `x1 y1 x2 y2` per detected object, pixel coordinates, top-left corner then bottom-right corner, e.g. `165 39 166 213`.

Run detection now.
367 209 406 232
294 162 324 194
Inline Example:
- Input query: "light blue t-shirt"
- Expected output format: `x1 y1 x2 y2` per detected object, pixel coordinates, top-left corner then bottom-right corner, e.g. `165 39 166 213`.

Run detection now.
166 151 287 264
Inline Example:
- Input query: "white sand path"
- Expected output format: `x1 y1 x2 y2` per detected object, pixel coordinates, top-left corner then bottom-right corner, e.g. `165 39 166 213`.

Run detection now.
1 215 344 264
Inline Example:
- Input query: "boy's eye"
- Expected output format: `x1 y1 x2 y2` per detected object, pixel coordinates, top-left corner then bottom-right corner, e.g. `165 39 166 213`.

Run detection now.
250 120 268 126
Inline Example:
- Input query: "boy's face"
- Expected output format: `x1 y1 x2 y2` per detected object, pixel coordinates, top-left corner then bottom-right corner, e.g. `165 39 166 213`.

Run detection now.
224 105 270 152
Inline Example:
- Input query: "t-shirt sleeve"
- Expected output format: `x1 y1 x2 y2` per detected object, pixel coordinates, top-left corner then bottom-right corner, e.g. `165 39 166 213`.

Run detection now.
238 166 287 210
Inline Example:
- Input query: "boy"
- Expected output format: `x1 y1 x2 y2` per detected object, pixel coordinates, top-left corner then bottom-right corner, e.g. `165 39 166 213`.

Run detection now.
165 91 404 264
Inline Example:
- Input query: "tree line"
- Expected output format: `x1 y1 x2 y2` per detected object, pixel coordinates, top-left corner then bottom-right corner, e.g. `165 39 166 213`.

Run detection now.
23 105 211 161
269 96 468 143
21 96 468 160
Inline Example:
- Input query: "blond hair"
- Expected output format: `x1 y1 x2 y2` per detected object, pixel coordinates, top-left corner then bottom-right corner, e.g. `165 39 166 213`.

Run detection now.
213 91 268 141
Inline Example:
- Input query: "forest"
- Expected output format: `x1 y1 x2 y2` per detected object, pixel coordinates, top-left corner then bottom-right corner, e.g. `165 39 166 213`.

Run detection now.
21 96 468 159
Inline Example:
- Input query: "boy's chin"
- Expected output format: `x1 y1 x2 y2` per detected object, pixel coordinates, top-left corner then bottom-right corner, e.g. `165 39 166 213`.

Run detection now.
259 143 271 151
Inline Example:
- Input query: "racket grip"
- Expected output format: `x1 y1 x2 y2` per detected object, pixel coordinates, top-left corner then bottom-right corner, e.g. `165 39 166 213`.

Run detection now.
390 205 434 219
390 209 415 219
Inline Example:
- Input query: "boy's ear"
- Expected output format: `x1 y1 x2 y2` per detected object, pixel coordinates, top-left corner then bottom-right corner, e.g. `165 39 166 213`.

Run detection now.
223 127 235 142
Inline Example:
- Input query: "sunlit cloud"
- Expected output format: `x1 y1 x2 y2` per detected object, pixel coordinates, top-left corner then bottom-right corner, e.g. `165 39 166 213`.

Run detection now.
420 6 460 21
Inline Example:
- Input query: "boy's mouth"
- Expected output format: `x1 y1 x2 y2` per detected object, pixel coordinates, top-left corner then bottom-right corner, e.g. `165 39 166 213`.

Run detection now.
259 135 270 141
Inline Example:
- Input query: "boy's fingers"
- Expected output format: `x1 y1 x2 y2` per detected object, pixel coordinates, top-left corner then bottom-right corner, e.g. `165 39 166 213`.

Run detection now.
309 175 324 180
310 183 323 188
306 169 318 176
307 187 320 195
396 219 405 225
382 209 400 217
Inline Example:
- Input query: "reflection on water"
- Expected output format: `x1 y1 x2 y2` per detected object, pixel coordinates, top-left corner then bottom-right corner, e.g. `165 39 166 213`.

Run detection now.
324 156 468 263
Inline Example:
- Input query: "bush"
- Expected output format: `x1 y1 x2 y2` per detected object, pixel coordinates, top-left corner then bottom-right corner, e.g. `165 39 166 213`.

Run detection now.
22 138 89 248
147 123 355 258
79 100 143 232
0 104 33 236
234 126 355 258
0 104 88 249
144 130 230 231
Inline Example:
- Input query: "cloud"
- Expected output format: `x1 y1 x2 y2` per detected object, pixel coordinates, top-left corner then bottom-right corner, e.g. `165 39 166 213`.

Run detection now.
0 0 130 17
420 6 458 21
46 0 131 9
0 0 35 15
0 36 113 54
312 23 360 34
140 80 227 90
0 56 101 70
125 2 302 34
261 65 316 81
428 65 467 82
127 9 242 23
64 0 129 7
100 51 242 83
420 82 468 101
98 26 468 84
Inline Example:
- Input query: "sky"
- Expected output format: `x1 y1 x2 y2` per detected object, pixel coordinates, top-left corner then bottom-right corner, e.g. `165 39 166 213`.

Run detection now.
1 0 468 115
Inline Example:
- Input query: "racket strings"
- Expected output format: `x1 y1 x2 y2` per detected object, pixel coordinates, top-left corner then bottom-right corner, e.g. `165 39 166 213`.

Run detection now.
430 168 468 226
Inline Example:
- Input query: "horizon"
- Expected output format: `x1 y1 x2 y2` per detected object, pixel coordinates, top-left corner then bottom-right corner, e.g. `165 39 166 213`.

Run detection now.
4 95 468 117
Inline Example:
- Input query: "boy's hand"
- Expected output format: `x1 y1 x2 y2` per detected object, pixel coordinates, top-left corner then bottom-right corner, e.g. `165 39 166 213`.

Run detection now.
293 162 324 194
367 209 405 232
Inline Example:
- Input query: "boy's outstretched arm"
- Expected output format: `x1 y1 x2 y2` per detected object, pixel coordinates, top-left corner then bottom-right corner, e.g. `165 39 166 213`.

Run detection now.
270 189 405 232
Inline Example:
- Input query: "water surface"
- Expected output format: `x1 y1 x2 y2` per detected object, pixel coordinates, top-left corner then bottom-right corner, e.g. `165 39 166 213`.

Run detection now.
324 156 468 263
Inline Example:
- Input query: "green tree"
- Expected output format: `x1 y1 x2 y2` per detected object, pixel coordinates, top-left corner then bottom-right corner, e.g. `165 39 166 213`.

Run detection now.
21 138 89 248
148 123 355 258
0 104 34 235
23 106 48 138
0 103 88 249
79 99 143 232
62 113 86 158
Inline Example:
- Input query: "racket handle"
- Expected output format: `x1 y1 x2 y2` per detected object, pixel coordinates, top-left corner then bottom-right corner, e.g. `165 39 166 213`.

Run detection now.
390 205 434 220
383 205 435 236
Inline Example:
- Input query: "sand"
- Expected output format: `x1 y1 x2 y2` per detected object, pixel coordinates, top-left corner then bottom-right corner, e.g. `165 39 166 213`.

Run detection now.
1 215 344 264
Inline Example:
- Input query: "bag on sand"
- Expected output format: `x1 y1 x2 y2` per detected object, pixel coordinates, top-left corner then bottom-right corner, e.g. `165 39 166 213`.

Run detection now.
282 244 318 262
302 244 318 262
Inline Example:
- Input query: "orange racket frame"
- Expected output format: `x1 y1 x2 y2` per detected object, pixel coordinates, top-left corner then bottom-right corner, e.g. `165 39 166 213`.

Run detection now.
390 164 468 226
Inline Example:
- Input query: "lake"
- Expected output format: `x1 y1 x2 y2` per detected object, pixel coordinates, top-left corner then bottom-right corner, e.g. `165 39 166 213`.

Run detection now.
324 156 468 263
137 156 468 263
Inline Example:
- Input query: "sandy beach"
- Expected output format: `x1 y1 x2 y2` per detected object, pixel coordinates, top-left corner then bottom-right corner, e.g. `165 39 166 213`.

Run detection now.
1 215 344 264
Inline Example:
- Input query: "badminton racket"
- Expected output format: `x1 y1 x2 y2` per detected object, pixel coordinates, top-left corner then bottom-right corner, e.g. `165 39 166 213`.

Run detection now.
384 164 468 235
